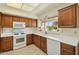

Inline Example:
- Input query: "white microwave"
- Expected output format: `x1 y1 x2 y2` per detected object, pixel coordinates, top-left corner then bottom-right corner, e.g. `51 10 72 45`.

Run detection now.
13 22 25 28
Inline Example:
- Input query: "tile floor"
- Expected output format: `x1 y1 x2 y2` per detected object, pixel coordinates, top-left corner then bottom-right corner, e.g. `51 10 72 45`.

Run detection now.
0 44 46 55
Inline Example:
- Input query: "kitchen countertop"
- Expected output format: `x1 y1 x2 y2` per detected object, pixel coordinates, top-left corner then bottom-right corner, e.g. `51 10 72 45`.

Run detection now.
33 31 79 46
1 33 13 37
1 31 79 46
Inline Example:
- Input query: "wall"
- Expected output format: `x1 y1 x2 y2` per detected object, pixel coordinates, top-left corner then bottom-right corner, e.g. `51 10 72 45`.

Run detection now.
1 28 12 34
60 28 79 37
25 28 35 34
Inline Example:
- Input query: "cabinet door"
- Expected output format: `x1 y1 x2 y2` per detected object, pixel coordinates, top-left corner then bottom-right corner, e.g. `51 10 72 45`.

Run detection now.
2 15 13 27
31 19 37 27
23 18 29 27
58 4 77 28
27 34 33 45
25 18 29 27
28 19 32 27
13 16 20 22
0 37 13 52
60 42 75 55
0 13 1 28
40 36 47 53
33 34 40 48
20 18 25 22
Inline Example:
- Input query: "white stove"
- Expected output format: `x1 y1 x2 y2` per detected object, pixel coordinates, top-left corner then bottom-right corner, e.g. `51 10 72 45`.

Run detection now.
13 22 26 49
13 33 26 49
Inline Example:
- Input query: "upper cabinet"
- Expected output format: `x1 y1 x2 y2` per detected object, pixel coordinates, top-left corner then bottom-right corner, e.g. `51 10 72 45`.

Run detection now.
20 18 26 22
24 18 32 27
58 4 79 28
2 14 13 28
24 18 29 27
0 13 37 28
31 19 37 27
0 13 1 28
13 16 21 22
28 18 32 27
13 17 37 27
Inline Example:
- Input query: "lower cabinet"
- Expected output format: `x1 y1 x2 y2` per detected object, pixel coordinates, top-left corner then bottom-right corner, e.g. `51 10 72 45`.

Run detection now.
26 34 76 55
60 42 75 55
33 34 41 48
0 36 13 52
27 34 33 45
33 34 47 54
0 38 1 51
47 39 60 55
40 36 47 53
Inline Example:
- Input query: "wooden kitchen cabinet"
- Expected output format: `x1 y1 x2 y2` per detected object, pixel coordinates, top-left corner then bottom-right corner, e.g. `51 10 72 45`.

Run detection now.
33 34 41 48
31 19 37 27
58 4 78 28
60 42 75 55
77 43 79 55
0 38 1 51
2 14 13 27
28 18 32 27
20 18 26 22
0 12 38 28
23 18 29 27
32 34 47 54
24 18 32 27
13 16 21 22
40 36 47 53
0 13 1 28
27 34 33 45
0 36 13 52
19 17 37 27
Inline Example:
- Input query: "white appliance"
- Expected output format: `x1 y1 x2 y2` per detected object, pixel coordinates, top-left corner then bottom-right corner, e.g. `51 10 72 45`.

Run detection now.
47 39 60 55
13 22 25 28
13 32 26 49
13 22 26 49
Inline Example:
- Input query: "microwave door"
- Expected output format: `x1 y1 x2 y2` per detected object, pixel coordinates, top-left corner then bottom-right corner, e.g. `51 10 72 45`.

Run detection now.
13 22 25 28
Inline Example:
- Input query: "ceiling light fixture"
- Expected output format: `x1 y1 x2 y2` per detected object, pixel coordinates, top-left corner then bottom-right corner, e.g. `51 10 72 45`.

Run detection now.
6 3 39 11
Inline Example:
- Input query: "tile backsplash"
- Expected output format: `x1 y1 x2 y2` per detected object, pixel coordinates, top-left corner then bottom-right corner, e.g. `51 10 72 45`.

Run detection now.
25 28 35 34
36 27 79 37
1 28 35 35
1 28 13 34
60 28 79 37
1 28 79 37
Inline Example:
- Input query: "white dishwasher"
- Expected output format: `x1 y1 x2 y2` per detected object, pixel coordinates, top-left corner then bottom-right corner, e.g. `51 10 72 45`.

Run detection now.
47 39 60 55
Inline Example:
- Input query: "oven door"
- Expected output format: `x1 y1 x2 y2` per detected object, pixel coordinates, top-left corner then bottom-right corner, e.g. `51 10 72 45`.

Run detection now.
13 35 26 46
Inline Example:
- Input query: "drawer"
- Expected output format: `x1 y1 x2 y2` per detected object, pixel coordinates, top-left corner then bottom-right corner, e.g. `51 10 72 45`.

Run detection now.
61 48 75 55
60 42 75 55
61 43 75 51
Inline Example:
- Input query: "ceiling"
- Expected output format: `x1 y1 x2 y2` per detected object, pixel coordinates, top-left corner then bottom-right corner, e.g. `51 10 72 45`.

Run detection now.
5 3 51 15
6 3 39 11
0 3 74 19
